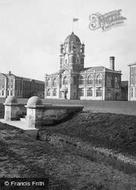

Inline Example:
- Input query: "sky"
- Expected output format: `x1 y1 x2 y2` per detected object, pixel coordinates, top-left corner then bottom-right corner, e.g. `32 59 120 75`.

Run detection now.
0 0 136 81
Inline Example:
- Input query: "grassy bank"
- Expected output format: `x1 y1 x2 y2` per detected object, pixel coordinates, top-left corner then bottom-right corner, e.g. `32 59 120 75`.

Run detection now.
40 111 136 156
1 122 136 189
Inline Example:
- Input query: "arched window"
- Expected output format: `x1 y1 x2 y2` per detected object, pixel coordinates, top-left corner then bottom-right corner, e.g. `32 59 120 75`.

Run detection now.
47 89 51 96
46 78 51 86
79 75 84 85
96 73 103 85
63 76 68 85
87 74 93 85
87 88 93 96
52 78 57 86
96 87 102 97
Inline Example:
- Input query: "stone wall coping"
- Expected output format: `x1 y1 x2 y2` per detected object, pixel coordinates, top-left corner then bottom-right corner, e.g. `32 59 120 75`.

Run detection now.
25 104 84 110
4 103 25 106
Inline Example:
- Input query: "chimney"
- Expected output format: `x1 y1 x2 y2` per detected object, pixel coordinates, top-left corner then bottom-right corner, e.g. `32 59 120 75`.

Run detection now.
109 56 115 70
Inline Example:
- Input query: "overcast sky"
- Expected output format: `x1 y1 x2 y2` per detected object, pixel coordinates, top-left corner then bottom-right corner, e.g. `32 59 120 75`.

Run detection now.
0 0 136 80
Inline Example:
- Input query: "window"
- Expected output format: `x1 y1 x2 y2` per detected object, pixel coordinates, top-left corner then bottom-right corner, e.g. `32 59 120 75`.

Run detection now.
52 78 57 86
96 87 102 97
79 88 84 96
53 88 57 96
47 89 51 96
130 87 133 98
96 74 103 85
106 76 112 87
46 78 51 86
115 77 119 88
87 74 93 85
63 76 68 85
73 76 77 85
130 67 136 85
2 90 4 96
87 88 93 96
79 75 84 85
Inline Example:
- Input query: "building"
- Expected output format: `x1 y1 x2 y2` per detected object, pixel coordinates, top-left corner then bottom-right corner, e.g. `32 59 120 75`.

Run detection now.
45 32 122 100
0 71 44 98
128 63 136 101
121 81 128 101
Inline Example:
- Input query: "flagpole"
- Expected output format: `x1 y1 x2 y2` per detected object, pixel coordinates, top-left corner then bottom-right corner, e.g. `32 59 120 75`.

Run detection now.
72 20 74 32
72 18 79 33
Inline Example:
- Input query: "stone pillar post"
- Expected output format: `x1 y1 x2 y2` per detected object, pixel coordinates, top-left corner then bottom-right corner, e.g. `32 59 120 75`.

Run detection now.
4 96 21 121
25 96 43 128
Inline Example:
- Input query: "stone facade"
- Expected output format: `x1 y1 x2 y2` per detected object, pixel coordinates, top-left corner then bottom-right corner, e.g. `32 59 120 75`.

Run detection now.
0 71 44 98
128 63 136 101
45 32 122 100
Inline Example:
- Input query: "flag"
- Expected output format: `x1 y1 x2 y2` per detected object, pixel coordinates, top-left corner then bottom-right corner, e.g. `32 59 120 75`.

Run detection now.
73 18 79 22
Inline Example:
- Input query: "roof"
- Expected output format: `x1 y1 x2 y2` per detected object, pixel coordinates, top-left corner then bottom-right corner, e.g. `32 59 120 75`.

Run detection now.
128 63 136 66
64 32 81 44
0 72 44 83
81 66 121 74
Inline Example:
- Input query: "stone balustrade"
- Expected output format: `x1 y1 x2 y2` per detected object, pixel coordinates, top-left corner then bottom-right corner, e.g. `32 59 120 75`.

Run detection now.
3 96 84 129
25 96 84 129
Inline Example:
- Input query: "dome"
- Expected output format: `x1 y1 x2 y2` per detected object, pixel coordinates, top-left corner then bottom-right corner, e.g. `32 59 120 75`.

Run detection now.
26 96 43 107
64 32 81 44
5 96 18 105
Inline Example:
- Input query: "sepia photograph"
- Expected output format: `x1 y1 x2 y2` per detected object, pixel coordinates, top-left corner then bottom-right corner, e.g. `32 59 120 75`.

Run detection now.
0 0 136 189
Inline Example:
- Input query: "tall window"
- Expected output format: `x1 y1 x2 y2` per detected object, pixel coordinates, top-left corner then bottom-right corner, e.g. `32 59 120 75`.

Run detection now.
130 87 133 98
79 75 84 85
52 78 57 86
46 78 51 86
53 88 57 96
106 76 112 87
115 77 119 88
73 76 77 85
10 90 13 96
96 74 103 85
87 74 93 85
63 76 68 85
96 87 102 97
79 88 84 96
2 90 4 96
87 88 93 96
47 89 51 96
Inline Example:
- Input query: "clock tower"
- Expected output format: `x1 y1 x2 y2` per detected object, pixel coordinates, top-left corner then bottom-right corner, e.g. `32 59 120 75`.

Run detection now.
59 32 85 72
59 32 85 99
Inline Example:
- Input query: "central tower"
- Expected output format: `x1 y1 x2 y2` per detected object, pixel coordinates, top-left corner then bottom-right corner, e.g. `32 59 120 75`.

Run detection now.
59 32 85 72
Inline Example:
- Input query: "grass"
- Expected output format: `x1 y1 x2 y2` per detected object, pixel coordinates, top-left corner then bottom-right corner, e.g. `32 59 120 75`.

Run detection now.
1 117 136 189
40 111 136 156
1 100 136 189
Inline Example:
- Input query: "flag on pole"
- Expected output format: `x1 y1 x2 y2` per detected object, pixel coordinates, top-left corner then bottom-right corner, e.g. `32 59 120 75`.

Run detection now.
73 18 79 22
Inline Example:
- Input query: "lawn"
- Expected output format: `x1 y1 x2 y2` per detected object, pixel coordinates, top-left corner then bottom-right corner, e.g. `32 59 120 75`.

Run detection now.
40 111 136 156
1 100 136 189
1 122 136 189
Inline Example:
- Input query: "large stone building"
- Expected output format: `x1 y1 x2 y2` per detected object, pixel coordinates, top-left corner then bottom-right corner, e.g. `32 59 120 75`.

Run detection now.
0 71 44 98
128 63 136 101
45 32 122 100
